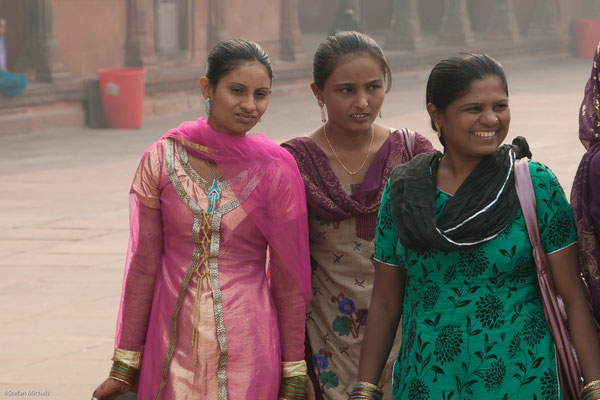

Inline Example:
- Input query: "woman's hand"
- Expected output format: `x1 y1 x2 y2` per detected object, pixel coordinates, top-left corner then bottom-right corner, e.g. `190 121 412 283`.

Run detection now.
92 378 132 400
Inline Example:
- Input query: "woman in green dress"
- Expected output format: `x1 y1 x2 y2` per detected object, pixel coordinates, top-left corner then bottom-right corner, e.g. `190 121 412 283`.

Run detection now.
351 53 600 399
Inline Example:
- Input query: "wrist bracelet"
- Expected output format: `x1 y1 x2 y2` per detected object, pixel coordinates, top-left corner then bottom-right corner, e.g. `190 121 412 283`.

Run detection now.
583 379 600 400
278 375 308 400
350 381 383 400
108 360 138 386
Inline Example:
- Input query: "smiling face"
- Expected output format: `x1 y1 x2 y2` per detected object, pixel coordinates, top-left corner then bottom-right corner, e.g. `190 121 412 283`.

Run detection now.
313 53 385 134
200 61 271 136
431 75 510 160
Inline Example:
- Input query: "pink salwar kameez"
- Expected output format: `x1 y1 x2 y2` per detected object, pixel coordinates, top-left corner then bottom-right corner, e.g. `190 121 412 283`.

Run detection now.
114 118 311 399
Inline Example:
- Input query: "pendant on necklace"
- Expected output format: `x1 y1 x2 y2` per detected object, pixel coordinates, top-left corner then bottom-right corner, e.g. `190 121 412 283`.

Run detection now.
207 178 221 214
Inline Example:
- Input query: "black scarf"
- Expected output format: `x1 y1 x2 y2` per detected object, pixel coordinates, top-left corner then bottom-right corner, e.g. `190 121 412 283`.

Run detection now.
389 137 531 252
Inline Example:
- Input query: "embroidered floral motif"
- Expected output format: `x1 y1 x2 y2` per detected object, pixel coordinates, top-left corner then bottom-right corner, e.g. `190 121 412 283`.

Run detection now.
320 370 339 389
523 309 547 347
484 359 506 391
355 308 368 326
540 368 558 399
434 325 463 364
378 198 394 232
330 293 367 338
313 350 339 392
420 283 440 312
509 257 531 284
404 319 417 357
312 353 329 370
547 209 572 248
475 294 505 329
508 333 522 358
443 263 457 284
408 377 431 400
457 248 489 279
338 298 356 315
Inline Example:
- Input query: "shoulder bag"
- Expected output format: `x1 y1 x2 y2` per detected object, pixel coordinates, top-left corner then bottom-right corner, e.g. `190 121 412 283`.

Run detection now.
513 157 583 399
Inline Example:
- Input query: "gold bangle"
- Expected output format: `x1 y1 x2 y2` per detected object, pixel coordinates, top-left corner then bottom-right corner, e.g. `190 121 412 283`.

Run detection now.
281 360 307 378
356 381 383 392
112 348 142 369
108 375 133 386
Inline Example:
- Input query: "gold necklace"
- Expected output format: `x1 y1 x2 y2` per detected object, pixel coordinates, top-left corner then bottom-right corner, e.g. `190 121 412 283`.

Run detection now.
323 123 374 176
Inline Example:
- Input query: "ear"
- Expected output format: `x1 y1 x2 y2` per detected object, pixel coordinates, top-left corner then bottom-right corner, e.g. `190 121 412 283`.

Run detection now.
426 103 440 126
310 83 323 101
199 76 213 98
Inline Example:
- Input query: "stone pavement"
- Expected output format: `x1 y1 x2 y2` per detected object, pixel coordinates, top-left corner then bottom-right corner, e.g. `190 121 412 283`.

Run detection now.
0 52 593 399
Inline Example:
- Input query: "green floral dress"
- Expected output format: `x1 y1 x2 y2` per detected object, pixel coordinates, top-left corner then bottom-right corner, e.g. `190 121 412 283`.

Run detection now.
374 161 577 400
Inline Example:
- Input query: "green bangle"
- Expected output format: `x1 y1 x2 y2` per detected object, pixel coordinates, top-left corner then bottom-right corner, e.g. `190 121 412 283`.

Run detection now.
279 375 308 400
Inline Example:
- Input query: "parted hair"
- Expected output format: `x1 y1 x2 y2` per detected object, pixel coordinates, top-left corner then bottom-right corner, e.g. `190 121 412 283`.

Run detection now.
312 31 392 92
205 38 273 86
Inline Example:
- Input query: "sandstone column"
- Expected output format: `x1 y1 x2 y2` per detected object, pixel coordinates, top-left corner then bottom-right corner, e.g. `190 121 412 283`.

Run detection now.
528 0 559 36
385 0 423 51
438 0 474 47
485 0 521 43
280 0 305 61
125 0 157 68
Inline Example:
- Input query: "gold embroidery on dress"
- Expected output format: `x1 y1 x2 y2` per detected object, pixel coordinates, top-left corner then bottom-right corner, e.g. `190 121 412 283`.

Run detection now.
191 210 212 367
580 230 600 280
160 138 243 400
176 137 211 154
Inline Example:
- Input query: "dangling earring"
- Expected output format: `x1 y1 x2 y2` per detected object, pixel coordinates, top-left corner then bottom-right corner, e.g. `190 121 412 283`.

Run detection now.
379 110 383 119
318 100 326 123
434 121 441 138
205 97 211 115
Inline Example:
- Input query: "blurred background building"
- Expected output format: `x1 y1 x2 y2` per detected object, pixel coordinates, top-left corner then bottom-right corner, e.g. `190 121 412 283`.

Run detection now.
0 0 597 134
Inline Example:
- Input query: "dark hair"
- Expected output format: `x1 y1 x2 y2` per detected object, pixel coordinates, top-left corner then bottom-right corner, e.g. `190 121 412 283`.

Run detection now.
313 31 392 92
426 53 508 145
205 39 273 86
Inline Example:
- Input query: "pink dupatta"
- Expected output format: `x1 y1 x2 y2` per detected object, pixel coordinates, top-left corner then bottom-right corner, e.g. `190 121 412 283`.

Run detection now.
161 117 312 304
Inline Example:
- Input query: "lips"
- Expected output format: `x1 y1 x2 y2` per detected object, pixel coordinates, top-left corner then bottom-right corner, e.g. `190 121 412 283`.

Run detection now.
350 113 369 119
236 113 257 123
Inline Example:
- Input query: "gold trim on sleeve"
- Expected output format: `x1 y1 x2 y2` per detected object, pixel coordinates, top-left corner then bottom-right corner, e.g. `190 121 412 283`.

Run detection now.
281 360 307 378
112 348 142 370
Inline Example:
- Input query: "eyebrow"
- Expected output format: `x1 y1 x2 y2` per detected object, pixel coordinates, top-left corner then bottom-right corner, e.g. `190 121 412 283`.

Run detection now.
333 78 384 87
229 81 270 90
459 98 509 107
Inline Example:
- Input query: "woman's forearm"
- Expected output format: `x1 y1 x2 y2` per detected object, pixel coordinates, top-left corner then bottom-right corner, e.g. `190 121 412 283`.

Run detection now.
357 296 402 384
565 293 600 382
548 245 600 382
357 262 405 384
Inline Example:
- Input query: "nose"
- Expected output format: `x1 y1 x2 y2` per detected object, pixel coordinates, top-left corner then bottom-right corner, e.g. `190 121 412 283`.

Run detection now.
240 94 256 113
354 91 369 109
481 108 499 125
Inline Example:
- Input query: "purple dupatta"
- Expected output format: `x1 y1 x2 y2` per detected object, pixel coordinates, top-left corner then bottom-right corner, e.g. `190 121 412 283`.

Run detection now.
282 129 435 241
571 42 600 325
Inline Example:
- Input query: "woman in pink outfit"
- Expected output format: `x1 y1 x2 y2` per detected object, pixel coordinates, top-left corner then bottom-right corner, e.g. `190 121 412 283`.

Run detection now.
92 39 311 400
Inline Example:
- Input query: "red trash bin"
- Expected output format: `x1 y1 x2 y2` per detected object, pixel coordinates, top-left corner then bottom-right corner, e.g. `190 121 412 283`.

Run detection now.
97 67 146 129
574 19 600 59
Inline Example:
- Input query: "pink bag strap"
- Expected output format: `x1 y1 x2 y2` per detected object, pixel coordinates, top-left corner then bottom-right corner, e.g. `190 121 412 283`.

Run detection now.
513 158 583 399
513 158 545 268
400 128 416 160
